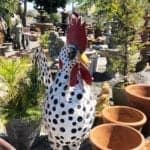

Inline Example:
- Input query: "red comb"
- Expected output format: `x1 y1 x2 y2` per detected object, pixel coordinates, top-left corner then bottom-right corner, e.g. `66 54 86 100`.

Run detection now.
67 13 87 53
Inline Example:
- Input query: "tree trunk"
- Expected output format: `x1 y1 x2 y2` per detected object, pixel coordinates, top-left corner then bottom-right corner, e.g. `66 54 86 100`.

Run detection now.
22 0 27 26
123 43 129 78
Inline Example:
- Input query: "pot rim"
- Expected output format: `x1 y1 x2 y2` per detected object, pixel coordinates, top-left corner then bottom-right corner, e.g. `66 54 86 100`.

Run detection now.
89 123 145 150
125 84 150 101
102 106 147 127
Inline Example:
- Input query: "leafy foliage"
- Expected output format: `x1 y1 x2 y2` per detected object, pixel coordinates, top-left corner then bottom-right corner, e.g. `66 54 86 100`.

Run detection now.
39 31 50 49
0 0 19 16
0 57 30 89
0 57 45 121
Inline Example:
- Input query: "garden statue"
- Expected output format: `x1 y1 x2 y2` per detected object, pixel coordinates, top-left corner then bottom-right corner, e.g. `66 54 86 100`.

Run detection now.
0 16 7 44
48 31 64 58
14 20 23 50
34 13 97 150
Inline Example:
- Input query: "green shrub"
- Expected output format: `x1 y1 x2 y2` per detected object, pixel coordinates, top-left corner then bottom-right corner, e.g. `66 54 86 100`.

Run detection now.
0 57 45 122
39 31 50 49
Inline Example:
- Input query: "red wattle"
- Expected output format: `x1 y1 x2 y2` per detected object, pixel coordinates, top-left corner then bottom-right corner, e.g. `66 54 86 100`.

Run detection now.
80 63 92 85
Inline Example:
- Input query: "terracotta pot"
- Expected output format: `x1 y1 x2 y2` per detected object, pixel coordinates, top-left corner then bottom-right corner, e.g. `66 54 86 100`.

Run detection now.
89 123 145 150
102 106 147 130
125 84 150 118
142 140 150 150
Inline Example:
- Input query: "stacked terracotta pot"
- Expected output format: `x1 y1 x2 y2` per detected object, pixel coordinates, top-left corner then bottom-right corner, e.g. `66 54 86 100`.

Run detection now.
90 105 148 150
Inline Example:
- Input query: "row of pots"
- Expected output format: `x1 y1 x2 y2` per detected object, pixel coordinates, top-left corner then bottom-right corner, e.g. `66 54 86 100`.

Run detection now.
90 106 148 150
90 84 150 150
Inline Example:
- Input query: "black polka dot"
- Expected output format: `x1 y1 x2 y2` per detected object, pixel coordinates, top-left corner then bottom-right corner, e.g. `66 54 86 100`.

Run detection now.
55 114 59 118
60 140 64 144
47 103 50 108
60 127 65 132
62 92 65 96
71 136 76 140
64 85 68 90
90 107 93 111
60 119 64 123
62 111 66 115
55 136 60 140
60 103 65 108
68 108 74 114
55 87 57 91
58 83 62 87
72 144 76 147
77 105 81 109
68 116 73 120
65 142 70 144
45 109 48 114
60 136 64 139
52 107 56 111
83 128 87 132
78 127 82 131
50 88 53 94
56 79 59 84
77 93 82 100
48 111 51 115
53 119 58 124
77 116 83 122
71 92 74 96
83 107 86 111
52 127 55 131
48 79 50 83
64 75 68 79
72 122 77 126
51 95 54 99
53 99 58 105
48 119 51 122
86 114 90 118
71 128 77 133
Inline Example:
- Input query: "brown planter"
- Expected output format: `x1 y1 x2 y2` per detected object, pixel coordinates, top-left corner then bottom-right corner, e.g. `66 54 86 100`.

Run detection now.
6 119 40 150
89 123 145 150
112 86 128 106
125 84 150 118
102 106 147 131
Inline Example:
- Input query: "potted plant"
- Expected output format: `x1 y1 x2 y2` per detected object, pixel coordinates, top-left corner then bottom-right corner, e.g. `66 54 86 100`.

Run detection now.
0 57 45 150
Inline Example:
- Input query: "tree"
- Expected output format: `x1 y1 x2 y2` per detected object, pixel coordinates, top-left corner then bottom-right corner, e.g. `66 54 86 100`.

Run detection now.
28 0 67 14
109 0 147 78
0 0 19 17
78 0 148 78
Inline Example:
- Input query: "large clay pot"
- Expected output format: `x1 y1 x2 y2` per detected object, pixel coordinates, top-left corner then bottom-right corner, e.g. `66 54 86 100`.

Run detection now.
125 84 150 136
102 106 147 130
125 84 150 118
89 123 145 150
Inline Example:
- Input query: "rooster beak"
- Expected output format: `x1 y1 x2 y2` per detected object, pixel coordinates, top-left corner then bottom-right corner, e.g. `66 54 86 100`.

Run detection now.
80 52 90 66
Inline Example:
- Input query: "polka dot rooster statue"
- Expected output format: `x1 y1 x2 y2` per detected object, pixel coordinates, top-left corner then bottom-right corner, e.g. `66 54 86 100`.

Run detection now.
34 12 97 150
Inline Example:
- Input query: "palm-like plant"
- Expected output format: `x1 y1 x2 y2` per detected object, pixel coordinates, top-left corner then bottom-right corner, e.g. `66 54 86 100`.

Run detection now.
0 57 29 87
0 57 44 120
